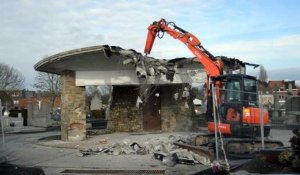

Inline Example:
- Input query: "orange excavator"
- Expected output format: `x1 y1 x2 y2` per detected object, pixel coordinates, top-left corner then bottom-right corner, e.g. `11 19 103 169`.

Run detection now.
144 18 283 158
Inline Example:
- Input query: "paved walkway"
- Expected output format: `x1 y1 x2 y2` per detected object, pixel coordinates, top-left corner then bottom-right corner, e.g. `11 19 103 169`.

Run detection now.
37 131 195 149
0 126 294 175
1 130 211 175
0 116 47 134
2 125 46 134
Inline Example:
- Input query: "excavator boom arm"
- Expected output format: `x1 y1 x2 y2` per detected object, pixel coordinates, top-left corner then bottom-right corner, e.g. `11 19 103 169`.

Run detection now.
144 19 222 77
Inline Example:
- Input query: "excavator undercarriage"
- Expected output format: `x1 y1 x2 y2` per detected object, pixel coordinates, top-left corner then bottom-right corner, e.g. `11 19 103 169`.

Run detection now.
174 133 284 161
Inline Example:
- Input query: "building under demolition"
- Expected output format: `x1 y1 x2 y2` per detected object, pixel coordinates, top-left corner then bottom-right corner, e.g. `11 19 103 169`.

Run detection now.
34 45 246 141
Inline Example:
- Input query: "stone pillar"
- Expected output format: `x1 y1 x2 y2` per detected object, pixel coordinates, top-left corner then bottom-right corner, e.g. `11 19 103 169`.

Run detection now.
61 70 86 141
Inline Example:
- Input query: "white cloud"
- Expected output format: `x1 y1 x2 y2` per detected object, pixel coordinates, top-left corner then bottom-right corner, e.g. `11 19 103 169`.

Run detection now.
268 67 300 81
0 0 299 88
208 34 300 64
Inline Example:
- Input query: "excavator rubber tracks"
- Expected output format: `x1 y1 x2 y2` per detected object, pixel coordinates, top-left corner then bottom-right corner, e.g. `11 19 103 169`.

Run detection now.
174 133 284 161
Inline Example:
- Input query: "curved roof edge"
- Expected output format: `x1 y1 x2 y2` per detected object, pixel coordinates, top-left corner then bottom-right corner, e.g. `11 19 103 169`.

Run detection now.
34 45 142 73
34 44 203 75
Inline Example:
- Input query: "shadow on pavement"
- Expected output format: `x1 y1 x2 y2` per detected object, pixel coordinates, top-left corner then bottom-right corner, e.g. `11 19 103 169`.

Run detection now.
0 162 45 175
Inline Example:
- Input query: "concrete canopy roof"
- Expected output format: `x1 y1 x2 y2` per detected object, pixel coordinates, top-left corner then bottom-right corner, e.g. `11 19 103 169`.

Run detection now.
34 45 139 74
34 45 203 75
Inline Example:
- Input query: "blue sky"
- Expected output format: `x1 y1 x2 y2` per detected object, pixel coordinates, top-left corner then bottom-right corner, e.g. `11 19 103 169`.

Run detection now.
0 0 300 88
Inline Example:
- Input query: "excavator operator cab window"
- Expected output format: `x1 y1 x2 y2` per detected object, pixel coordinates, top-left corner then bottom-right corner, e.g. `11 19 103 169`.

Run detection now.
225 79 241 103
243 78 258 106
219 78 242 122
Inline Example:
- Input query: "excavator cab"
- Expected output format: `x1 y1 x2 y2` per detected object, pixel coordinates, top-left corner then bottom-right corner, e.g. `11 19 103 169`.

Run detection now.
218 74 258 108
208 74 271 138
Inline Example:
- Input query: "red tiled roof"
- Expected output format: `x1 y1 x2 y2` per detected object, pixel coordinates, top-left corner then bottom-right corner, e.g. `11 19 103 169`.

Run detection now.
268 80 284 88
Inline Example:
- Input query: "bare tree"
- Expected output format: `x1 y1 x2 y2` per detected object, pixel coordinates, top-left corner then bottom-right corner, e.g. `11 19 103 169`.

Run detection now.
33 72 61 111
258 65 268 83
97 86 111 103
0 62 25 106
0 62 24 90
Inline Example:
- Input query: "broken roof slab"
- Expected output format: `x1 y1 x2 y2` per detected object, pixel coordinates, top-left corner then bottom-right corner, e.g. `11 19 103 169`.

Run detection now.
34 45 206 86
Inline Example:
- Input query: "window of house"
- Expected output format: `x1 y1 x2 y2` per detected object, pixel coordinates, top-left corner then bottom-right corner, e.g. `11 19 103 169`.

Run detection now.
13 100 19 105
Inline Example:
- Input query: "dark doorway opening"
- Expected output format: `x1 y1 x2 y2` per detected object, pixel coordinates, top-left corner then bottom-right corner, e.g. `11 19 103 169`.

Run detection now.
143 86 161 131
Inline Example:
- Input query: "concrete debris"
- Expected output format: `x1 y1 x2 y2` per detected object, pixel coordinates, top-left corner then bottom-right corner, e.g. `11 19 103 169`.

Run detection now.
174 93 179 100
104 45 249 84
107 45 187 82
157 65 168 74
162 153 178 167
136 66 147 78
122 58 133 65
193 152 212 165
98 138 108 144
78 134 211 167
182 87 190 98
118 49 137 57
148 66 155 76
135 96 143 108
154 151 198 167
184 102 189 108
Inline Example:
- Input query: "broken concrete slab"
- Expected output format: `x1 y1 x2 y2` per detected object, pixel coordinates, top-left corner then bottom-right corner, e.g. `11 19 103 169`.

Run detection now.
76 133 211 167
35 45 208 86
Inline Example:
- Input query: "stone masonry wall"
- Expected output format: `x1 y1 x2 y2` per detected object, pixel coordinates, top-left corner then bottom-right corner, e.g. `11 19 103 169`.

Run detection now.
61 70 86 141
109 108 143 132
160 85 194 132
107 85 194 132
107 86 142 132
160 103 193 132
161 106 177 132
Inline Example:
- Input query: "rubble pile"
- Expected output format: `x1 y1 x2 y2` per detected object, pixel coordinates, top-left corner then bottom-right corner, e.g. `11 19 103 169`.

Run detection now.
77 134 211 166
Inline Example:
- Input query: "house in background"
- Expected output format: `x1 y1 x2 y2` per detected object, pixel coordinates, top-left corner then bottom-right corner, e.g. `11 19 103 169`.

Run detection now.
9 90 61 127
269 80 298 105
268 80 298 116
